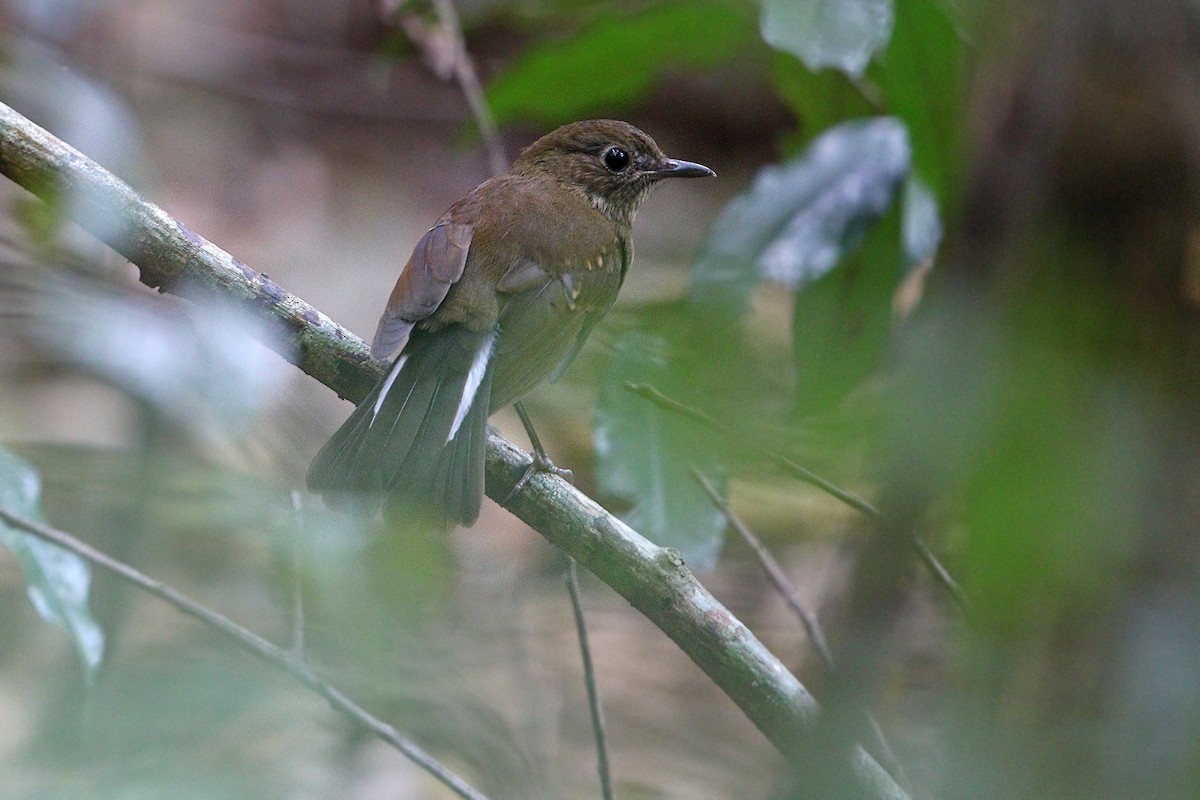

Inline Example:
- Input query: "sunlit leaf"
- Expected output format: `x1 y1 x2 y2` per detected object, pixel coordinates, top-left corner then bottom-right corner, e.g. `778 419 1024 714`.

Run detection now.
486 1 755 126
692 117 911 320
0 446 104 681
760 0 894 77
594 332 726 570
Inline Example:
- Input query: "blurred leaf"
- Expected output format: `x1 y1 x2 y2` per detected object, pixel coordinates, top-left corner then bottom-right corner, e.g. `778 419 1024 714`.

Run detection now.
594 332 726 570
0 37 146 241
0 446 104 681
901 175 941 265
960 349 1145 637
771 52 877 150
792 205 903 414
760 0 894 77
870 0 965 198
28 282 291 434
691 117 911 321
486 1 755 126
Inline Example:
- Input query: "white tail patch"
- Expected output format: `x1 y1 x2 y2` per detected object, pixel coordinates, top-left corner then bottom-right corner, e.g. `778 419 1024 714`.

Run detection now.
447 331 496 443
371 355 409 425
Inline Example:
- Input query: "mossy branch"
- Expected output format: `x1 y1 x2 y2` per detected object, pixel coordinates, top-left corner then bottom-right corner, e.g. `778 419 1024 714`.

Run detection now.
0 100 906 800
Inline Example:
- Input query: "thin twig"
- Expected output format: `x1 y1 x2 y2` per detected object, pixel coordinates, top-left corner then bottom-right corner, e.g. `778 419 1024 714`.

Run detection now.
690 467 834 669
690 467 911 793
288 490 307 655
433 0 507 174
626 382 880 515
566 560 614 800
627 381 967 612
0 504 490 800
428 0 508 175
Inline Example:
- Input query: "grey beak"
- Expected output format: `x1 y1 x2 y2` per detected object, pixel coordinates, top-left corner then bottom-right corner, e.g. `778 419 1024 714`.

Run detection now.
652 159 716 179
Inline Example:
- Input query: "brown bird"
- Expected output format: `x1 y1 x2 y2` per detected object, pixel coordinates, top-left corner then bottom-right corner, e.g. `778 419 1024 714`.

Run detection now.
307 120 714 526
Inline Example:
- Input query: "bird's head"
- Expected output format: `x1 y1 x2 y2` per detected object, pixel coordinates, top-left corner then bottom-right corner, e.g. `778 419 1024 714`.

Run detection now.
510 119 714 224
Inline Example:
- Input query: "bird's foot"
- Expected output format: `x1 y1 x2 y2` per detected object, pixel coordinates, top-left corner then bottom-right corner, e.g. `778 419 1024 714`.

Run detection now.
503 449 573 505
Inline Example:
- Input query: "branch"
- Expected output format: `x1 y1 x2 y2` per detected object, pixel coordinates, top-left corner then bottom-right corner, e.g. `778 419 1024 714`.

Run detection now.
0 100 907 800
0 504 490 800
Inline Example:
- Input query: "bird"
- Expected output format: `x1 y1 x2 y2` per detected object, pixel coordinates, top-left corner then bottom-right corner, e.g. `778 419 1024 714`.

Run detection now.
307 119 714 527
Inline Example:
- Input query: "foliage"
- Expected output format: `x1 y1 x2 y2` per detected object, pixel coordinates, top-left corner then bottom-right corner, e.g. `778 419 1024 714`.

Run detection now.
0 447 104 681
486 1 757 127
593 332 726 568
760 0 894 76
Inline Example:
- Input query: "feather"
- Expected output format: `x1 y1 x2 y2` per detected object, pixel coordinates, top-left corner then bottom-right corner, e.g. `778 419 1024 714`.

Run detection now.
308 325 497 525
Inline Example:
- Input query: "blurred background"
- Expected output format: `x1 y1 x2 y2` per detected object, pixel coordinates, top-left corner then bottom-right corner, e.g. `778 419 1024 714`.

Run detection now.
1 0 1198 798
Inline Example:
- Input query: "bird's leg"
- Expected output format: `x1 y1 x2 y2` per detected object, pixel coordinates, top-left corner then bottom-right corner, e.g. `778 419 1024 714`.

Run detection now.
504 401 573 502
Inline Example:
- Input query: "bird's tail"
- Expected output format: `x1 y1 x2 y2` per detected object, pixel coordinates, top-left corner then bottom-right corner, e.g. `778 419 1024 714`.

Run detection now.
307 325 496 527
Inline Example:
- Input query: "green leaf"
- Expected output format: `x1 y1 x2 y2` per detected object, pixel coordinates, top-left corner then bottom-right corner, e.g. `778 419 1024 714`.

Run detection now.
691 117 911 321
486 1 756 127
791 204 903 414
760 0 895 77
771 52 877 150
870 0 966 198
0 447 104 681
593 332 727 570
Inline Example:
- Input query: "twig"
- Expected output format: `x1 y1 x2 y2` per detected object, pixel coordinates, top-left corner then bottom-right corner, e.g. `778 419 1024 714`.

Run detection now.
566 560 613 800
0 503 489 800
387 0 507 175
690 467 834 669
690 467 911 793
626 382 880 515
288 490 307 655
430 0 508 176
0 100 908 800
627 381 967 612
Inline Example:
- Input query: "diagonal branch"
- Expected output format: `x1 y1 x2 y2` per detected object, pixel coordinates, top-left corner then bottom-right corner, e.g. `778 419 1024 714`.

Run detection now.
0 100 907 800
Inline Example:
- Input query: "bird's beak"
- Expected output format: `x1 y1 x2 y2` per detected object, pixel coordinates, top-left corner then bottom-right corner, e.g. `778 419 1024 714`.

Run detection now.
651 159 716 179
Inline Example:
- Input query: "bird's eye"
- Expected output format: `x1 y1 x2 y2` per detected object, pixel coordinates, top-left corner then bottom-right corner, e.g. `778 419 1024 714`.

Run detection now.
603 146 630 172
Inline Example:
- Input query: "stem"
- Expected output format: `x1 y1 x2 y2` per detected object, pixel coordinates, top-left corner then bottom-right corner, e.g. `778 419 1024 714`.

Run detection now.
566 560 613 800
430 0 508 176
690 467 834 669
627 381 967 612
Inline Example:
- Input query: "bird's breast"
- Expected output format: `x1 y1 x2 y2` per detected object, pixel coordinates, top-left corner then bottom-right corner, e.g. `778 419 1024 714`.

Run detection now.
488 255 623 411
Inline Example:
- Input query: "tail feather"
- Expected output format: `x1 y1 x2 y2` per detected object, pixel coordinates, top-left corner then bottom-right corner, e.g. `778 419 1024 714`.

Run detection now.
400 359 493 527
307 325 496 526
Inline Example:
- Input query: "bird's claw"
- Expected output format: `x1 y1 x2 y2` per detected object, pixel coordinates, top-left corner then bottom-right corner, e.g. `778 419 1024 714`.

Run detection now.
503 450 573 505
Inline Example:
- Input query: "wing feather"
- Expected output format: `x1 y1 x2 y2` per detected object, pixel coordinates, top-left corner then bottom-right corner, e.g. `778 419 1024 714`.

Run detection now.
371 220 473 360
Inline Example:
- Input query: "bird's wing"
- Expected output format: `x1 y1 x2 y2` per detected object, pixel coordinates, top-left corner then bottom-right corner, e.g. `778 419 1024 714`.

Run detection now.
371 219 474 360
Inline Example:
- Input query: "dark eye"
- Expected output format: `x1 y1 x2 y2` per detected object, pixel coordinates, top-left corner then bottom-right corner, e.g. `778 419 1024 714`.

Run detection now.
603 146 629 172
